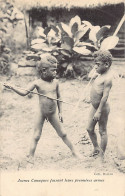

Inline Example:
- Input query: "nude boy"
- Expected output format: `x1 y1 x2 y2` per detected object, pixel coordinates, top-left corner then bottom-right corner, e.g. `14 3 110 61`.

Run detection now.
87 50 113 157
4 53 77 159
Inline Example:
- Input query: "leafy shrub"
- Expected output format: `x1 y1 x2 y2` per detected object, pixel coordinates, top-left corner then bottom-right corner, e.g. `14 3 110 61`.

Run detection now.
23 15 118 79
0 1 24 75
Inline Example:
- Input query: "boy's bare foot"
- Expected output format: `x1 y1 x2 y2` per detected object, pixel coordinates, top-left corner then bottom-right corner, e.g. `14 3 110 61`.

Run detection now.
18 155 34 170
99 149 104 158
26 155 34 164
89 149 100 157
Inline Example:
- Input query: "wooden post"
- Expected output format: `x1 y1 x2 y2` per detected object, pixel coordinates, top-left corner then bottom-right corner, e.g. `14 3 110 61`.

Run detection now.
23 11 29 49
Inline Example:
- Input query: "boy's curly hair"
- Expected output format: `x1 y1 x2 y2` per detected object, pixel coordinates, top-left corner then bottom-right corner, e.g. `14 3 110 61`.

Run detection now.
93 50 112 66
37 53 58 72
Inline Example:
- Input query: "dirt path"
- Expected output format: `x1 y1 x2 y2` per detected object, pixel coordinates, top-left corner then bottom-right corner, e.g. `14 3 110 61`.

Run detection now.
0 63 125 174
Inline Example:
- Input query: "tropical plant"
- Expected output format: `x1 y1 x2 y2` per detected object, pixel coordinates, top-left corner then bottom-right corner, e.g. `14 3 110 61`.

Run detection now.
25 15 118 79
0 1 24 75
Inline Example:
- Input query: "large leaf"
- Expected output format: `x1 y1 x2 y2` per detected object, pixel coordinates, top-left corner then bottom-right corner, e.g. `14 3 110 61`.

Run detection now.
50 25 59 35
61 62 69 68
96 25 110 41
76 42 97 50
31 43 50 50
89 26 100 42
26 54 41 61
37 27 46 38
61 37 74 51
52 51 59 56
74 26 89 44
69 15 81 35
31 43 44 50
69 15 81 28
60 49 72 57
47 29 56 37
23 50 34 55
61 22 72 37
44 27 51 36
71 23 79 36
100 36 119 50
31 38 45 45
73 46 91 55
46 36 52 45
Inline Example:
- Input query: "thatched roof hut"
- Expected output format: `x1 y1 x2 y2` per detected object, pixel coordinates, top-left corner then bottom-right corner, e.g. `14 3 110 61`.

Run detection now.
12 0 124 10
11 0 124 28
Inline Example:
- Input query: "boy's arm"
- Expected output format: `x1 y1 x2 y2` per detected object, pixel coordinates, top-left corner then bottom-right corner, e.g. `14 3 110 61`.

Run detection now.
4 81 36 96
56 83 63 122
93 78 112 121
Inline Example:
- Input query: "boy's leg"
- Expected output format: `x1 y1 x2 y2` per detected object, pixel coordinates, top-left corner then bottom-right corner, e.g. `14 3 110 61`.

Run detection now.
98 104 110 155
87 106 99 155
48 113 77 156
29 112 45 157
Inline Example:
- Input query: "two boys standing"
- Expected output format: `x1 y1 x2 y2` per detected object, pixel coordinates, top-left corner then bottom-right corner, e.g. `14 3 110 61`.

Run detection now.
4 50 113 161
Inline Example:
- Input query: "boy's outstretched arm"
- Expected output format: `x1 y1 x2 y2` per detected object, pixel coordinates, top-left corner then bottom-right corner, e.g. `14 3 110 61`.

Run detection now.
56 83 63 123
4 81 36 96
93 79 112 121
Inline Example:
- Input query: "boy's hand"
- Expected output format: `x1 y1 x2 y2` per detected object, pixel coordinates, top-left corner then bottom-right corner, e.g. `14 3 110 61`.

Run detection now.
58 113 63 123
93 111 101 121
3 83 13 90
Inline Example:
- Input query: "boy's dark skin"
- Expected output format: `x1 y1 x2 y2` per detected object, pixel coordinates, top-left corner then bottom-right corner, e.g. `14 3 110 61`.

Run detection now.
4 56 77 159
87 51 112 157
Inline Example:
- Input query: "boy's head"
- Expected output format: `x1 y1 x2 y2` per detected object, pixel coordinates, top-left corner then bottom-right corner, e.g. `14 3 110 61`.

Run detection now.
37 53 58 81
93 50 112 74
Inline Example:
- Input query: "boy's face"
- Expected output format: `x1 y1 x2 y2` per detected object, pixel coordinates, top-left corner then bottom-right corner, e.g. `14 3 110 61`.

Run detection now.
41 65 57 81
94 58 110 74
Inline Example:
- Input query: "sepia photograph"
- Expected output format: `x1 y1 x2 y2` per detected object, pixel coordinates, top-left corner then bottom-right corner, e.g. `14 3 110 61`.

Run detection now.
0 0 125 195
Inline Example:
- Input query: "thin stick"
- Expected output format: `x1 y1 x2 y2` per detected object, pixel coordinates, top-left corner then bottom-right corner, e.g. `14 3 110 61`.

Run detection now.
72 69 96 115
113 14 125 36
2 83 75 106
23 11 29 48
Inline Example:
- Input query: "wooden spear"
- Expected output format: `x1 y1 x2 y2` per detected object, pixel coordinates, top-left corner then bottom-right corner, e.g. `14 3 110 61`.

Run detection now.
2 82 75 106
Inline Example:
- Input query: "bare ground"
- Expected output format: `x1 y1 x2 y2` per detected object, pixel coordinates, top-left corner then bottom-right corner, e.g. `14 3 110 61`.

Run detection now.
0 62 125 174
